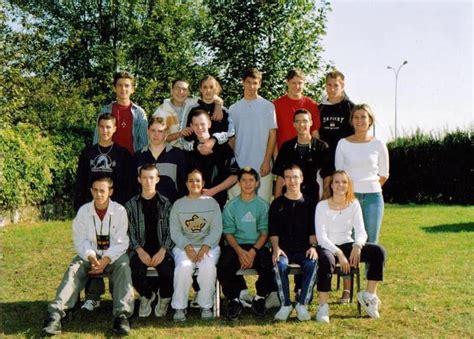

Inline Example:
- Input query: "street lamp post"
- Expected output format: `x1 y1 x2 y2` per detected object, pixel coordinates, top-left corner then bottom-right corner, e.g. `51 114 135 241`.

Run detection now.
387 60 408 139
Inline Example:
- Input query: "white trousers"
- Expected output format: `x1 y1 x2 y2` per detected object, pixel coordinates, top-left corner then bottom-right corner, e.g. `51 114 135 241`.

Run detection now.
171 246 221 310
228 173 273 203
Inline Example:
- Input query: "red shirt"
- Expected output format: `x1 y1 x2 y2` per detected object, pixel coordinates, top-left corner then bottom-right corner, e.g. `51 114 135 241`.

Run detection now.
111 103 134 155
273 95 320 149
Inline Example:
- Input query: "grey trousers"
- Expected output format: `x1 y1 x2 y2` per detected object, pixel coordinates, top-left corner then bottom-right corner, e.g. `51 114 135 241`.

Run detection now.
48 253 134 319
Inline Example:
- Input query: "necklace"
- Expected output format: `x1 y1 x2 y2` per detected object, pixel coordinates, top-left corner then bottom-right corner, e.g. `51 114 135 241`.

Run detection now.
330 197 346 214
97 143 114 156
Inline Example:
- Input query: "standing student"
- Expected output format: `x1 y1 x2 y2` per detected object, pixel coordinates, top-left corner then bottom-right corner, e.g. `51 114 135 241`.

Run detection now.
335 104 389 245
42 177 134 336
318 70 355 168
269 165 318 322
180 75 235 154
228 68 277 202
170 170 222 322
93 71 148 155
152 79 193 148
133 116 187 203
125 164 175 319
273 68 320 151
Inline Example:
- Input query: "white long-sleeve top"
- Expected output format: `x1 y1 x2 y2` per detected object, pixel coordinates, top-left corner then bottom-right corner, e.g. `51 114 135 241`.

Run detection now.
73 200 129 264
335 138 389 193
315 200 367 255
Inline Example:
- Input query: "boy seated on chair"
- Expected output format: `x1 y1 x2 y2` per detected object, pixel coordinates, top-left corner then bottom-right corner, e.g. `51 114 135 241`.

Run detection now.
125 163 175 319
42 176 134 336
217 167 274 320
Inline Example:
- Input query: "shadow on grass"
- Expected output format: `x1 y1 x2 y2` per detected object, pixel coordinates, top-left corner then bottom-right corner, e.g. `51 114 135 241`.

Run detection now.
422 222 474 233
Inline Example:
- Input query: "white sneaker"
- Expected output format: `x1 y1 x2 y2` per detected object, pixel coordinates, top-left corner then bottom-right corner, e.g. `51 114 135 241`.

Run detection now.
274 305 293 321
357 291 380 319
138 292 156 317
316 303 330 323
295 303 311 321
265 291 281 309
173 309 187 322
81 299 100 311
201 308 214 320
154 296 171 317
239 289 253 308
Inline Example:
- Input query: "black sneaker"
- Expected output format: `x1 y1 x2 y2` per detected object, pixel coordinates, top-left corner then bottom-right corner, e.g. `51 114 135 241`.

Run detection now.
226 299 243 320
112 316 130 336
42 316 62 336
252 297 266 317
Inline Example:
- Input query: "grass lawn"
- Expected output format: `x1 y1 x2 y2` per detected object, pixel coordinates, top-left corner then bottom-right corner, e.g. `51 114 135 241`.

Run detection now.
1 204 473 337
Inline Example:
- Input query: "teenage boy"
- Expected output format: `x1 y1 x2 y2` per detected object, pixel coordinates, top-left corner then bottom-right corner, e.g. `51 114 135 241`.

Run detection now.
133 116 187 203
217 167 274 320
273 69 321 151
273 109 333 200
185 109 239 209
42 177 134 336
269 165 318 322
125 164 175 318
74 113 133 212
318 70 355 167
153 79 193 148
228 68 277 202
93 71 148 155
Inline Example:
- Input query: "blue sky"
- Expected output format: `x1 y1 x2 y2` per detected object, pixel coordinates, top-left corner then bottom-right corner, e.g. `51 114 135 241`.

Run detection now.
321 0 473 141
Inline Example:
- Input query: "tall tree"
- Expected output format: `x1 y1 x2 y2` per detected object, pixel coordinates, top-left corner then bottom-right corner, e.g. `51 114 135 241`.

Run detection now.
199 0 331 103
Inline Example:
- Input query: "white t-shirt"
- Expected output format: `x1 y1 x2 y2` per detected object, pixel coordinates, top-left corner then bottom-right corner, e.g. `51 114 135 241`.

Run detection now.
229 96 277 172
315 199 367 254
335 138 389 193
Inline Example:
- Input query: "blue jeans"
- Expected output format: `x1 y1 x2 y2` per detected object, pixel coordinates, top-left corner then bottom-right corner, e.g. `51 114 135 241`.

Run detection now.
356 192 384 244
274 251 318 306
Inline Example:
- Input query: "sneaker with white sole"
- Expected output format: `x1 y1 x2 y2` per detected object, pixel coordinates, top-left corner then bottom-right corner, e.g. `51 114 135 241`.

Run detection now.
357 291 380 319
138 291 156 317
316 303 330 323
274 305 293 321
265 291 281 309
154 296 171 317
295 303 311 321
201 308 213 320
173 309 187 322
81 299 100 312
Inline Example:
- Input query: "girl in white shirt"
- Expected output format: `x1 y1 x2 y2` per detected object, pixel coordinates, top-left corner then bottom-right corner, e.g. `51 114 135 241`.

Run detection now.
314 170 386 322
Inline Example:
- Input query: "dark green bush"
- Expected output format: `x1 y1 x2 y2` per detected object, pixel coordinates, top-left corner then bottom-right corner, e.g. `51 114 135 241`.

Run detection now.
384 130 473 205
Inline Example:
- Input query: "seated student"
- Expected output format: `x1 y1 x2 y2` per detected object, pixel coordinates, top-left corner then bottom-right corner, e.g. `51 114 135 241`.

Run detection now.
125 164 175 318
42 176 134 336
180 75 235 154
269 165 318 322
170 169 222 321
183 109 239 209
315 170 386 322
217 167 274 320
74 113 133 212
133 116 187 202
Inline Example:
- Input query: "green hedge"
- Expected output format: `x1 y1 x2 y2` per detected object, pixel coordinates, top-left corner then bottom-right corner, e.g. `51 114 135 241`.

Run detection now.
0 124 91 219
384 130 473 205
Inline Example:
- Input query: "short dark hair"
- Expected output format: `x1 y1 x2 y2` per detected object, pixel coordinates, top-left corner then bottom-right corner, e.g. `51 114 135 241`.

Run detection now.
242 68 262 81
139 163 159 177
113 71 135 86
286 68 305 81
238 166 259 182
188 109 211 124
326 70 345 82
91 175 113 188
97 113 116 125
148 116 168 130
283 164 303 175
293 108 312 122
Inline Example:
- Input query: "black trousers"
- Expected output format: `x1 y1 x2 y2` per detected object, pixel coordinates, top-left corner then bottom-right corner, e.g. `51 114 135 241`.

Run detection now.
130 252 175 299
217 245 274 300
316 242 386 292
